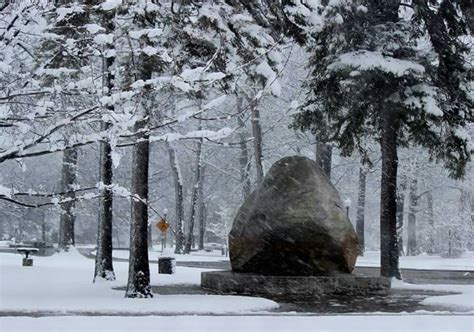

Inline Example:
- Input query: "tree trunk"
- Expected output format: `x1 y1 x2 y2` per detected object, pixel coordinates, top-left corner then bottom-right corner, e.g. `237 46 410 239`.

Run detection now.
372 3 401 279
58 147 77 250
124 27 156 296
470 192 474 251
407 178 419 256
94 36 115 281
356 166 367 255
167 143 185 254
125 114 152 298
459 189 470 252
426 191 436 254
198 166 206 251
41 220 46 242
251 100 264 184
237 98 251 199
184 138 203 254
94 122 115 281
396 175 407 256
315 138 332 178
379 113 401 279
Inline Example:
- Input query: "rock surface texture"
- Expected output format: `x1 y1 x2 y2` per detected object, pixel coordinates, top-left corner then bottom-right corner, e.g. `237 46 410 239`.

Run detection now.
229 156 358 276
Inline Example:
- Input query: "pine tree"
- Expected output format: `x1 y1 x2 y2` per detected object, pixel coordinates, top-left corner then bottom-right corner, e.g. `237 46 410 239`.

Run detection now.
290 1 473 278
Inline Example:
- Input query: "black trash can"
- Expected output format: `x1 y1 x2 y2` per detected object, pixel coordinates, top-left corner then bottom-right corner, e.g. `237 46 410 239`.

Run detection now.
22 258 33 266
158 257 176 274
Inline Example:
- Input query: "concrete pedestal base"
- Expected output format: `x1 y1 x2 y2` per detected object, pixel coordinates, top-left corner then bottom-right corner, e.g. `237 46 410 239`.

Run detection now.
201 271 390 298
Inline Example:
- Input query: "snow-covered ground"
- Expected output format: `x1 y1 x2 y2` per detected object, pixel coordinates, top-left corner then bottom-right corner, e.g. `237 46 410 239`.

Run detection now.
357 251 474 271
86 247 474 270
0 250 277 315
90 247 230 262
392 279 474 312
2 315 473 332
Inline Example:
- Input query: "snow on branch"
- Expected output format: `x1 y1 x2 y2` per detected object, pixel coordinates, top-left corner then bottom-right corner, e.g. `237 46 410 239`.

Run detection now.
328 51 425 76
119 95 228 142
403 84 443 117
0 182 134 209
0 106 99 163
150 127 233 143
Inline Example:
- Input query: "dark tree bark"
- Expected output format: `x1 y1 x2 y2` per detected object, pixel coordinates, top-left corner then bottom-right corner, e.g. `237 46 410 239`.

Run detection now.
237 98 251 199
184 138 203 254
379 113 402 279
407 178 419 256
459 189 470 251
396 175 408 256
94 21 115 280
58 147 77 250
125 113 152 298
250 100 264 184
356 166 367 255
426 191 436 253
376 1 403 279
41 219 46 242
125 48 153 296
94 121 115 281
470 192 474 251
198 166 206 251
315 138 332 178
124 13 159 295
167 143 185 254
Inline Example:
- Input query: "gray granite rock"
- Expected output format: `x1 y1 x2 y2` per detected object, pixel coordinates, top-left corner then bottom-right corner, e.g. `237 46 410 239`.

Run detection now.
229 156 358 276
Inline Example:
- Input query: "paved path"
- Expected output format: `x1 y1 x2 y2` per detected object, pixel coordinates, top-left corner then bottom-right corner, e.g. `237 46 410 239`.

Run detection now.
143 285 464 314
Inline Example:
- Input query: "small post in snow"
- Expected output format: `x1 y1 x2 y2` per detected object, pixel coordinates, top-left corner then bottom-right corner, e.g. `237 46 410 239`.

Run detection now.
344 198 351 220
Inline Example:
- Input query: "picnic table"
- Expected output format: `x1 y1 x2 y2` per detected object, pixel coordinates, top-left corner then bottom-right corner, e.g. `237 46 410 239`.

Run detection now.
17 247 39 266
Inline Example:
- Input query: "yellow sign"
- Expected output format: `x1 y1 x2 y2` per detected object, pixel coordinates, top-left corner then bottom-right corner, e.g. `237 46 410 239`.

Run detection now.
156 218 169 232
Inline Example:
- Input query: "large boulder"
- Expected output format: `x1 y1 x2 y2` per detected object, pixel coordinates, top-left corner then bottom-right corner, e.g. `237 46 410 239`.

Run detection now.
229 156 358 276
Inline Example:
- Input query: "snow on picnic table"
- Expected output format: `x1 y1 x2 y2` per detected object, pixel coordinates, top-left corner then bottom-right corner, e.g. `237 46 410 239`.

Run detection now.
0 249 277 315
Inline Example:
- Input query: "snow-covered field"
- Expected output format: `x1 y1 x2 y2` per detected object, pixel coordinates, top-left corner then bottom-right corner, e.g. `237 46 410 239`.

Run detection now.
1 250 473 332
357 251 474 271
0 250 277 315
